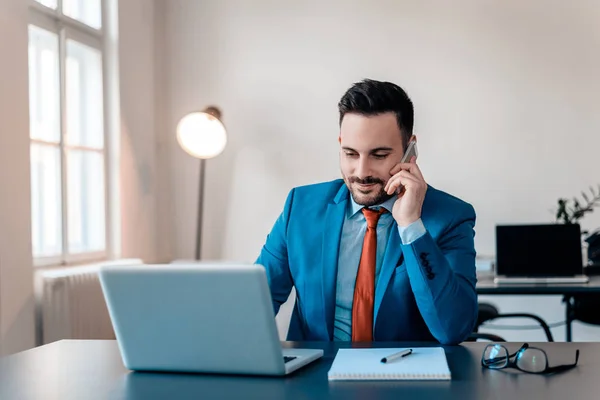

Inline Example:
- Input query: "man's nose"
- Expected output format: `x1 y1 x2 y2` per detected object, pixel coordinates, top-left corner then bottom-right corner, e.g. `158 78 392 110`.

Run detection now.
355 157 372 179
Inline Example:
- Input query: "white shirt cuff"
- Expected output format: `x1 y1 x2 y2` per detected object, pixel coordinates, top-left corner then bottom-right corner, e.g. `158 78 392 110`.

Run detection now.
397 218 426 244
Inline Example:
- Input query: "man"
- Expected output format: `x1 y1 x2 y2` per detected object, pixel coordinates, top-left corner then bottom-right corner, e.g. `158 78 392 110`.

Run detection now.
256 79 477 345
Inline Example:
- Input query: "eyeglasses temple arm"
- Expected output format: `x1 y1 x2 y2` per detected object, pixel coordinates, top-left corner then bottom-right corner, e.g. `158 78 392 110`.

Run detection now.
544 350 580 374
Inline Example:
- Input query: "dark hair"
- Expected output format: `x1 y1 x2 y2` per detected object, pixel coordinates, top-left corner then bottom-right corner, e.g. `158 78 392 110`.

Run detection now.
338 79 414 148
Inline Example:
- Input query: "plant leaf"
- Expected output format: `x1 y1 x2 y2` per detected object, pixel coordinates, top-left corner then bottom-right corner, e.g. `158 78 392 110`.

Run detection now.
582 192 589 202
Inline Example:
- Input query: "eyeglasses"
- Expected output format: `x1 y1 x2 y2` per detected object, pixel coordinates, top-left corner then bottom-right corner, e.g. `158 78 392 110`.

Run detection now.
482 343 579 374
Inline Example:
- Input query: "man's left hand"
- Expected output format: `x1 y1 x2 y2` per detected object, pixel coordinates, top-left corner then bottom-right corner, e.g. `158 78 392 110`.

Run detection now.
384 157 428 227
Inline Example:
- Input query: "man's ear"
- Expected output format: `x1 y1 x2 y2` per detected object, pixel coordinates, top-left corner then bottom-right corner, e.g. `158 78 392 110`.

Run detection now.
402 135 416 152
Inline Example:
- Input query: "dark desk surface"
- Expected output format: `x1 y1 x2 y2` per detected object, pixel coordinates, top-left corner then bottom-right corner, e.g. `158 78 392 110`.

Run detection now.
477 271 600 295
1 340 598 400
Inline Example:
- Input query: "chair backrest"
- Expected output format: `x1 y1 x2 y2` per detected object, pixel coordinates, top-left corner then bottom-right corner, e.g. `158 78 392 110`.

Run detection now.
475 302 555 342
572 294 600 325
466 333 506 342
475 303 500 330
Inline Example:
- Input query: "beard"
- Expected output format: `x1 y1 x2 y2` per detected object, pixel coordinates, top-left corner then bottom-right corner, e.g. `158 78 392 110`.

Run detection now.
342 174 394 207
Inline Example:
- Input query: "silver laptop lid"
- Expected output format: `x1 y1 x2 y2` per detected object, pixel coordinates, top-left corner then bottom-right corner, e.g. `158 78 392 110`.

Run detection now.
99 263 286 374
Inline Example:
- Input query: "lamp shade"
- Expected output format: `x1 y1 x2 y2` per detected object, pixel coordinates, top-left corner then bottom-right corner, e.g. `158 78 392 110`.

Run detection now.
176 110 227 159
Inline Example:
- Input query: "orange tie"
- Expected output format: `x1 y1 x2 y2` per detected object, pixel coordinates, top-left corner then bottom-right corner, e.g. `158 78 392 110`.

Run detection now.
352 207 386 342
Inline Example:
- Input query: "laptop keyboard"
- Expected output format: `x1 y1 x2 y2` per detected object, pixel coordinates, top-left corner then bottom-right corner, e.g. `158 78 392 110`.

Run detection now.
283 356 297 363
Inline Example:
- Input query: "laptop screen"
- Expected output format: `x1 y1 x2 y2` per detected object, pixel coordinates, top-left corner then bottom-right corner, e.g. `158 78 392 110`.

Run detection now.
495 224 583 277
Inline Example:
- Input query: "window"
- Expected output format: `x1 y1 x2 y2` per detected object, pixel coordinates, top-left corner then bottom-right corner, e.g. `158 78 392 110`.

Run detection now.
28 0 110 266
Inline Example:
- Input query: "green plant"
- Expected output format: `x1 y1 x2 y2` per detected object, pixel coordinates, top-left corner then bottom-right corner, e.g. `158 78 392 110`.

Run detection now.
556 184 600 226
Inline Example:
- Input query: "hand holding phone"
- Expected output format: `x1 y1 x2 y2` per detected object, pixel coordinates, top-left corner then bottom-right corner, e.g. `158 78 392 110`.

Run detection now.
385 140 427 227
391 141 418 195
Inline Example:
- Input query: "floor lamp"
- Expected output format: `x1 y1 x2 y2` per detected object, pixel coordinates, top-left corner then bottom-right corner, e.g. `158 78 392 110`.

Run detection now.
176 106 227 260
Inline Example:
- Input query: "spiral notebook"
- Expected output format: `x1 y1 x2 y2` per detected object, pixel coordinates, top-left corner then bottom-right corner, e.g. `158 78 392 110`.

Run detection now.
327 348 451 381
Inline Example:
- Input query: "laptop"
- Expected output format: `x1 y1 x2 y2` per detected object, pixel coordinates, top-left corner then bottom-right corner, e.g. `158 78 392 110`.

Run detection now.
98 262 323 375
493 224 589 284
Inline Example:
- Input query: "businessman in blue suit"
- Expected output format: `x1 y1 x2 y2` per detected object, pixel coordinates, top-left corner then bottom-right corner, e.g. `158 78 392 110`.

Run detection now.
256 79 478 345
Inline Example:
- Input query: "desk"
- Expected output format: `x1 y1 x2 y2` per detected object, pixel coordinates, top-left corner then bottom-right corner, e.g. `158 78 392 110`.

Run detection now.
476 272 600 341
0 340 598 400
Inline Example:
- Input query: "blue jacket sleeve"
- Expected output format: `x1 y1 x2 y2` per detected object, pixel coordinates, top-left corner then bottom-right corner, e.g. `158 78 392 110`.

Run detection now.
255 189 295 315
402 205 478 345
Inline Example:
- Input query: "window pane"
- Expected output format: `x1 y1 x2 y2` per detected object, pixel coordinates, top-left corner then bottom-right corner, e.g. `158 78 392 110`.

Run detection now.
67 150 106 254
31 144 62 258
35 0 58 9
63 0 102 30
28 25 60 143
66 39 104 149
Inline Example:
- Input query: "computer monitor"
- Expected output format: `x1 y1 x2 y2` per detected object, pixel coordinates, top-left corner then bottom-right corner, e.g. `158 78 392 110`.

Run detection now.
495 224 583 277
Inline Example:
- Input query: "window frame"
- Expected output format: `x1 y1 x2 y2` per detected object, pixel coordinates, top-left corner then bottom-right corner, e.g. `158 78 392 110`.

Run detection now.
29 0 112 267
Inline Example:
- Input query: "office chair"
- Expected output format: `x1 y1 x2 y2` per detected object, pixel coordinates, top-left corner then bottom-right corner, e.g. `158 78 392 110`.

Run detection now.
467 302 555 342
467 332 506 342
566 294 600 327
562 268 600 340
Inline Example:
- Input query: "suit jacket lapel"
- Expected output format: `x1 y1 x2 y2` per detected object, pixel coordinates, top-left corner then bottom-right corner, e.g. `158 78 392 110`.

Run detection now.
321 185 348 340
374 221 403 325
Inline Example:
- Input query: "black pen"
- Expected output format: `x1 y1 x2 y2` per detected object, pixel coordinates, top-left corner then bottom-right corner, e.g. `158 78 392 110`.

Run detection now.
381 349 413 363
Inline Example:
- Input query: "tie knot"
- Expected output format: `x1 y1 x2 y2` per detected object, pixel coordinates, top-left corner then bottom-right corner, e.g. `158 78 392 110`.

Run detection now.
362 207 386 228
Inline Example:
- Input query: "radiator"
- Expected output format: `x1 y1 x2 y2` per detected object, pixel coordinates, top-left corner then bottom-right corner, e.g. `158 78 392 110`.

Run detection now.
35 259 142 346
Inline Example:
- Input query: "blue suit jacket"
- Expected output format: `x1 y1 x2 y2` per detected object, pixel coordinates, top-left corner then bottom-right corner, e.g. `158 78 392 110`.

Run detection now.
256 179 478 345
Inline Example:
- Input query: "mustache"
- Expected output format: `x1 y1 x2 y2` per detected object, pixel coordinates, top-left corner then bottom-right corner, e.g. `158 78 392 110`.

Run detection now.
349 176 384 185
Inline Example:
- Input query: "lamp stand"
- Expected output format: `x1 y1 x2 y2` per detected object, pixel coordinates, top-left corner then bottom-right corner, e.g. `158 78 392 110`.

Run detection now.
195 158 206 260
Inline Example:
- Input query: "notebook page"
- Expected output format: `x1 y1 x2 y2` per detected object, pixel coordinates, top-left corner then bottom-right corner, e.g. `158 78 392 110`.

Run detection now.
327 348 451 380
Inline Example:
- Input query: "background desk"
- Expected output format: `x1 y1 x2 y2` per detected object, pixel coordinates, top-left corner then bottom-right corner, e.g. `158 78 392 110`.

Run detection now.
0 340 597 400
476 272 600 341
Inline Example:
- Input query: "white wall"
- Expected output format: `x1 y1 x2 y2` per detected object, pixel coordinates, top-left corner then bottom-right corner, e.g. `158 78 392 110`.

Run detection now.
0 0 36 356
119 0 174 264
119 0 169 263
162 0 600 341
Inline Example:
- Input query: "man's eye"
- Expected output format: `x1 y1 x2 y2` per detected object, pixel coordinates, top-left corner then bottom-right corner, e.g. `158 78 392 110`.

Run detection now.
373 154 388 159
345 152 358 158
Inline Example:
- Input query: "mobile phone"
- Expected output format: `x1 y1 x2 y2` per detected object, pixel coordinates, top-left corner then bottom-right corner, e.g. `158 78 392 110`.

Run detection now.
393 141 418 195
400 141 418 164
